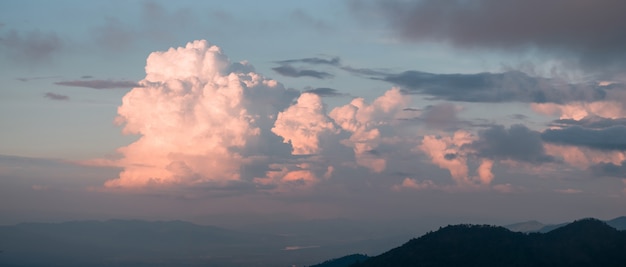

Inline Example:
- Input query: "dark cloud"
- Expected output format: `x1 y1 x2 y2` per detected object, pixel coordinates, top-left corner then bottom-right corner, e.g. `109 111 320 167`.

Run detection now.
272 65 333 79
510 114 529 120
277 56 340 66
355 0 626 71
590 161 626 178
550 116 626 129
54 80 141 89
44 92 69 101
0 29 63 64
471 124 553 163
378 70 608 103
304 87 345 97
541 126 626 151
16 76 61 82
340 65 390 76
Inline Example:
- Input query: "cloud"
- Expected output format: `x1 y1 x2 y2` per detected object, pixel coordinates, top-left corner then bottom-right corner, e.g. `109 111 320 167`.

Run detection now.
16 76 61 82
531 101 626 120
277 56 340 66
379 70 608 103
355 0 626 71
472 124 552 163
418 103 461 130
304 87 346 97
272 93 337 155
590 161 626 178
272 65 334 79
393 178 437 191
54 80 141 89
0 29 63 64
542 126 626 151
329 88 409 172
418 131 475 186
544 143 625 170
550 116 626 129
104 40 295 188
555 188 583 194
44 92 69 101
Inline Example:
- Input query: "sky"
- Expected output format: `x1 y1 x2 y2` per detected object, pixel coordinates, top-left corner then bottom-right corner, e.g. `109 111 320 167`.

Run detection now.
1 0 626 228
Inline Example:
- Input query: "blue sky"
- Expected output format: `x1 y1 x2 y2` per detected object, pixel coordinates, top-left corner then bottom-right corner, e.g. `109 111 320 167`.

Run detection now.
1 0 626 227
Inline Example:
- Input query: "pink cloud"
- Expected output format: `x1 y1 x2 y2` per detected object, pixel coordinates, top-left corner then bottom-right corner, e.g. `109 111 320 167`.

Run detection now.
329 88 409 172
393 178 436 191
272 93 337 155
531 101 626 120
417 130 497 189
105 40 292 188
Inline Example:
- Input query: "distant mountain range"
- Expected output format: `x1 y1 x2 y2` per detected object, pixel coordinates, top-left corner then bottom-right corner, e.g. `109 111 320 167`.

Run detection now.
504 216 626 233
311 218 626 267
2 217 625 267
0 219 404 267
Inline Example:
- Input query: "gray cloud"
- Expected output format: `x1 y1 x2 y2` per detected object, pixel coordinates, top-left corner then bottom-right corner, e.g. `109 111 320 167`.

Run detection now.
590 161 626 178
16 76 61 82
355 0 626 71
0 29 63 64
542 126 626 151
550 116 626 129
378 70 609 103
277 56 340 66
54 80 141 89
471 124 553 163
272 65 333 79
304 87 345 97
44 92 69 101
420 103 459 130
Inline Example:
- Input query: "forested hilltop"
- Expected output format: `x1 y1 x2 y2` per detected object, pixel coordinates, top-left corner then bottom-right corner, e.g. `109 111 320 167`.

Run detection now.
351 218 626 267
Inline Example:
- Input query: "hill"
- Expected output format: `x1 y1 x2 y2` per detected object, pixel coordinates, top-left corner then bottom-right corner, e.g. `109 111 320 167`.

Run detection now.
351 218 626 267
504 216 626 233
309 254 369 267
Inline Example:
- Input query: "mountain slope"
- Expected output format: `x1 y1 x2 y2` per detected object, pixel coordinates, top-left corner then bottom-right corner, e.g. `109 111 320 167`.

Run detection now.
352 218 626 267
310 254 369 267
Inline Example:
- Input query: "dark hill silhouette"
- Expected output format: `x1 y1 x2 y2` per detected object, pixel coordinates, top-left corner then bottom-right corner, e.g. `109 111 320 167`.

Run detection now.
352 218 626 267
309 254 369 267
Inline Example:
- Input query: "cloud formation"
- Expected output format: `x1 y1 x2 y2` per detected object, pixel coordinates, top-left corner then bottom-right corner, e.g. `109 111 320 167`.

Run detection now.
0 29 63 64
304 87 346 97
356 0 626 71
330 88 409 172
106 40 293 188
44 92 69 101
542 126 626 151
277 56 340 66
54 80 141 89
472 124 552 163
272 65 334 79
272 93 337 155
379 70 607 103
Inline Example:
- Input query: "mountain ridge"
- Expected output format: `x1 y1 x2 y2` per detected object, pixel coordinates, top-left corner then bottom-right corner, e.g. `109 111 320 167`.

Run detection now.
348 218 626 267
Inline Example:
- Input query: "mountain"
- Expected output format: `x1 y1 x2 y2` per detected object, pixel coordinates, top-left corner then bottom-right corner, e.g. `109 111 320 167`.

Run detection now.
309 254 369 267
351 218 626 267
0 220 285 267
607 216 626 230
504 216 626 233
0 219 408 267
504 220 545 232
